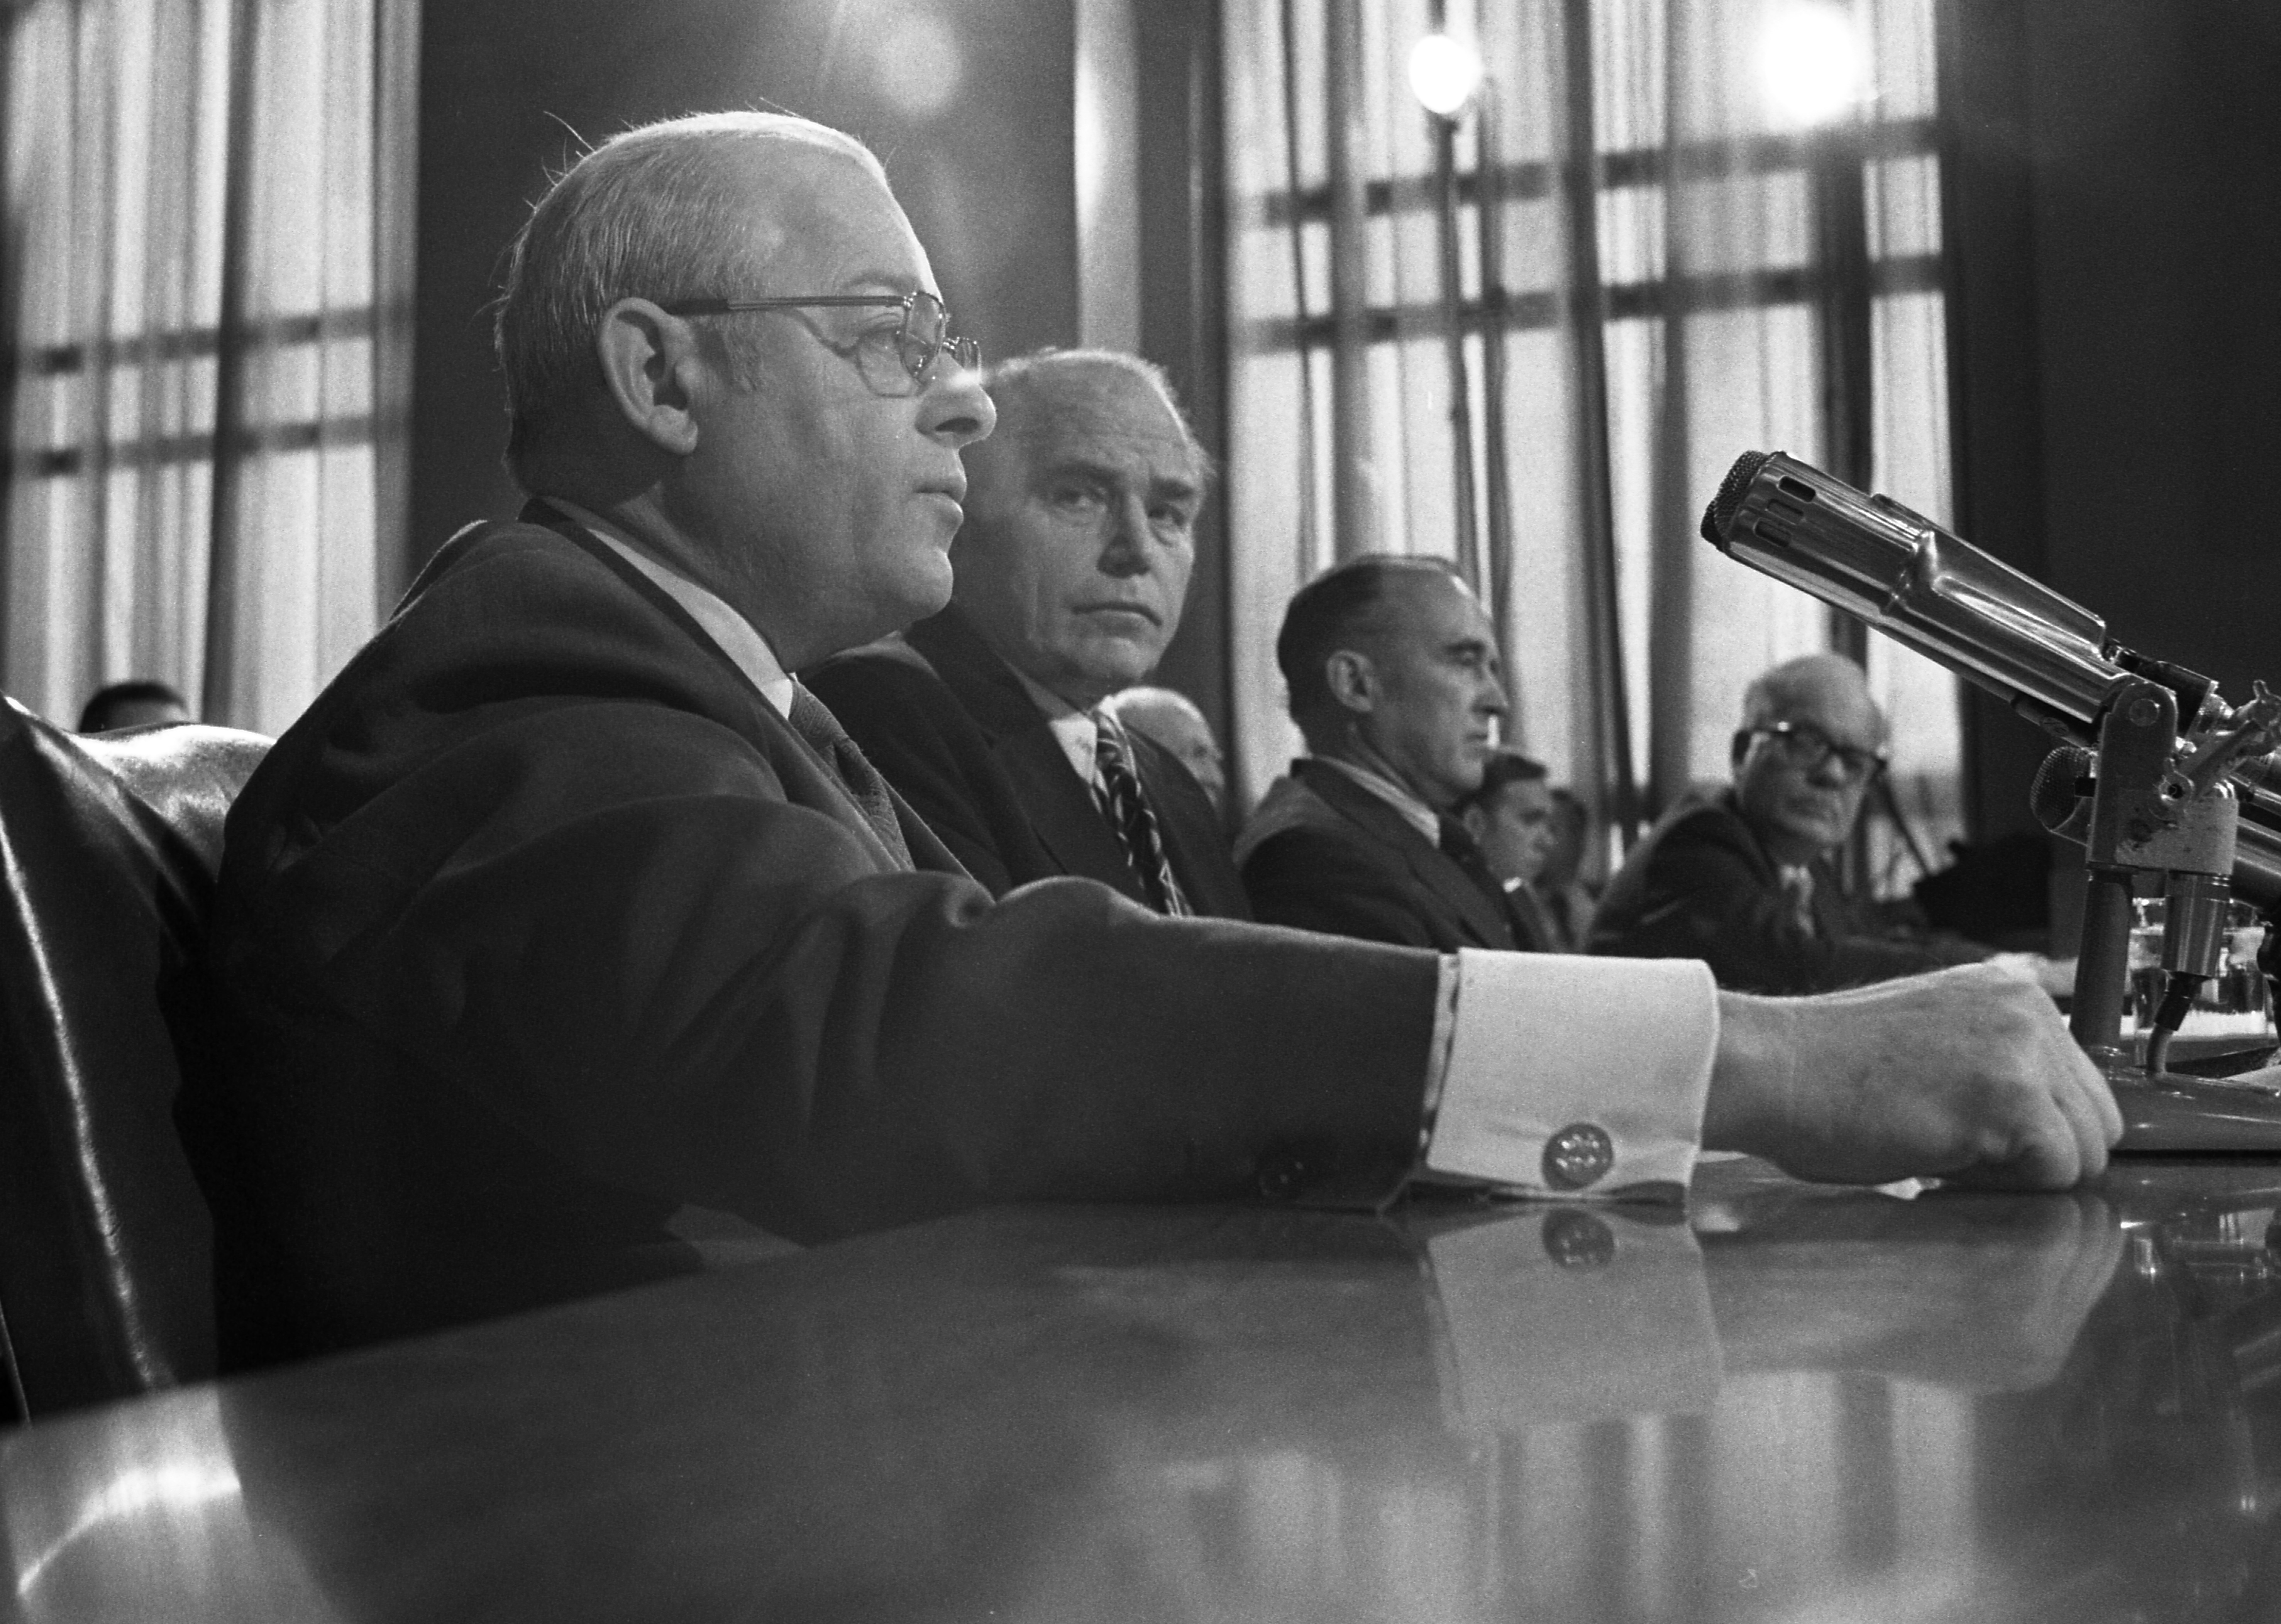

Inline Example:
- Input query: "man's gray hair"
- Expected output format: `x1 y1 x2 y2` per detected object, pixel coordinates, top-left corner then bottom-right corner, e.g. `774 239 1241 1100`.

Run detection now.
983 348 1217 489
1738 651 1876 730
494 111 886 476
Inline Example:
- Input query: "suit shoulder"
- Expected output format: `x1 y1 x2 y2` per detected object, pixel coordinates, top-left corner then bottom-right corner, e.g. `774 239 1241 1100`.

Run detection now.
806 637 973 742
1234 774 1345 863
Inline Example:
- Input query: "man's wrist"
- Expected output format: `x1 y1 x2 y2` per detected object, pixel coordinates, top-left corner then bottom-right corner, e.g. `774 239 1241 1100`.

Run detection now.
1703 989 1798 1158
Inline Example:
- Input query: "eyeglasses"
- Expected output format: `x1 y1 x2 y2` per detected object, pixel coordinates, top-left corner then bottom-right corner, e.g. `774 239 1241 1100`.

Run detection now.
659 290 980 396
1748 720 1888 782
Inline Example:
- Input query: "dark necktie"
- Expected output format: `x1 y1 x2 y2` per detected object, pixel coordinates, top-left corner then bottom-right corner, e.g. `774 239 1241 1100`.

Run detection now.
788 684 912 869
1504 879 1558 955
1091 708 1190 916
1438 816 1521 942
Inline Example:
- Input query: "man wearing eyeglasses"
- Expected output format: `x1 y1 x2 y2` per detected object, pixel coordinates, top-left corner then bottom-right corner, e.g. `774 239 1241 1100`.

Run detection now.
203 113 2114 1364
1589 653 2062 995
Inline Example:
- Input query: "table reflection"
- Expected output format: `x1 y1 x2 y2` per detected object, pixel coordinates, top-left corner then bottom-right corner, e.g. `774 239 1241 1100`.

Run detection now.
5 1164 2281 1621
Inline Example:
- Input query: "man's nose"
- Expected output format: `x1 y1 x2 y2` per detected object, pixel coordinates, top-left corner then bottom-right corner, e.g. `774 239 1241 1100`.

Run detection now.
1100 494 1153 577
920 362 995 449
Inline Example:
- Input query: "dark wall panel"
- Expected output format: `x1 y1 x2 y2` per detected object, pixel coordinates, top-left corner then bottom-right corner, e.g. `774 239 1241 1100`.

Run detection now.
2025 0 2281 697
1946 0 2281 841
410 0 1077 569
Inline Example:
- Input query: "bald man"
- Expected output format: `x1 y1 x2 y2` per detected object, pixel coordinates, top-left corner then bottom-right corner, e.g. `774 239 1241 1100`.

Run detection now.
1103 685 1227 814
808 348 1246 916
1590 654 2042 994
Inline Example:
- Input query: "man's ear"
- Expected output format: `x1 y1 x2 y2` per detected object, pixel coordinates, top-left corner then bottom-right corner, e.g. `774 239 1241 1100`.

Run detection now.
1459 803 1488 842
1323 649 1375 713
1730 728 1754 773
594 298 706 456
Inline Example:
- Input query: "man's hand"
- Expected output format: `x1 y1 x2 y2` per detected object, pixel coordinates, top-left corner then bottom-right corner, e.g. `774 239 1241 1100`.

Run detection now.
1703 962 2123 1188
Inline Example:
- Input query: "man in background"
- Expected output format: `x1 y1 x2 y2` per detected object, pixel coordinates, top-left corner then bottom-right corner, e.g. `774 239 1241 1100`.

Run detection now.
1590 653 2070 995
78 679 191 732
1238 556 1530 952
1102 684 1226 815
808 349 1243 916
1538 787 1599 952
1453 751 1561 952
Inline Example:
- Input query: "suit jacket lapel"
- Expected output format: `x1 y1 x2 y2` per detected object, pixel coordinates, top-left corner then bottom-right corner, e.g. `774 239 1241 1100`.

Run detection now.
904 610 1149 903
1292 761 1516 950
520 501 915 878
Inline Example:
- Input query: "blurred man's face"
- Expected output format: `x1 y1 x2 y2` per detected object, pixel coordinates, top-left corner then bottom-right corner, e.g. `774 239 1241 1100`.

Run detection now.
90 695 191 731
1342 572 1507 813
1117 696 1225 811
666 155 996 667
1732 672 1887 865
952 366 1202 709
1466 777 1555 884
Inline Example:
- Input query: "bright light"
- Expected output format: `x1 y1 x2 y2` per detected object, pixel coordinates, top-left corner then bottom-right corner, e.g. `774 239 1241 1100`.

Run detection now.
1408 32 1483 120
1756 0 1868 128
874 7 964 120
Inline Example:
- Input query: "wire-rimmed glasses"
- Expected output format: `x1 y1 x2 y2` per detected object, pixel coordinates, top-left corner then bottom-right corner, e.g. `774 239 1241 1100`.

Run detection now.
660 290 979 396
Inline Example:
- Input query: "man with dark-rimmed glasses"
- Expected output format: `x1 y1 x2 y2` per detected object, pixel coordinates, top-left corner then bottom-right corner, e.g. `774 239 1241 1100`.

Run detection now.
1590 652 2071 996
201 112 2114 1366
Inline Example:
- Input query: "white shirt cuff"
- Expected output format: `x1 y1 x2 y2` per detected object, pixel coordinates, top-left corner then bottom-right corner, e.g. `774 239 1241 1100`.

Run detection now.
1421 950 1718 1201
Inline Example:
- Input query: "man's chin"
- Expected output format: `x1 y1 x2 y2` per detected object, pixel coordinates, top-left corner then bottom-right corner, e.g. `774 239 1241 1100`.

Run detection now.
1779 813 1851 850
901 554 956 620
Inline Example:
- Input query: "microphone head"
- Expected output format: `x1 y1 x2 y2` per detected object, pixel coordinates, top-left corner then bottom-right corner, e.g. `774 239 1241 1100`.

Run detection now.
2030 744 2098 845
1701 451 1774 552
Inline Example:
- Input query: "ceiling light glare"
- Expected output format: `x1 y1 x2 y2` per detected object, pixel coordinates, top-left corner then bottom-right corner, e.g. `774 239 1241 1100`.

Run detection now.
1409 32 1483 120
874 7 964 119
1757 0 1867 128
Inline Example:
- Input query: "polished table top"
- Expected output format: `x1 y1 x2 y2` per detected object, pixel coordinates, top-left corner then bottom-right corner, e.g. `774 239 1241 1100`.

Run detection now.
8 1158 2281 1622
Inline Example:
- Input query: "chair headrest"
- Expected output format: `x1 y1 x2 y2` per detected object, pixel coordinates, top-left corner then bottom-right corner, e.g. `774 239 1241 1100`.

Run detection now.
19 701 271 882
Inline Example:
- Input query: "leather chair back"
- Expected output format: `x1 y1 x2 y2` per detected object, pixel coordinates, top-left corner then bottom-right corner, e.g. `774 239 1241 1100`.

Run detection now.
0 698 269 1418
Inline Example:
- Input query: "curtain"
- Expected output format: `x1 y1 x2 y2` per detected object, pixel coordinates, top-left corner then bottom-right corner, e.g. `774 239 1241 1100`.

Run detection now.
1 0 419 737
1226 0 1961 890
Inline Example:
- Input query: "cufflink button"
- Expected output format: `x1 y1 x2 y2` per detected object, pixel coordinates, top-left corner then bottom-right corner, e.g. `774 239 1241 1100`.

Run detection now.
1541 1209 1617 1268
1543 1123 1614 1190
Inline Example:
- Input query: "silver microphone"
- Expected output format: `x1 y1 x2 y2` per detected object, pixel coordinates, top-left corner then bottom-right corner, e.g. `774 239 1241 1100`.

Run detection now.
1701 450 2281 907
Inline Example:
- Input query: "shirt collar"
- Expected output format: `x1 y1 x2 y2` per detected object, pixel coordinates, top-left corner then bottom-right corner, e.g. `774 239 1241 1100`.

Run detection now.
1004 659 1101 786
544 498 795 718
1312 755 1442 844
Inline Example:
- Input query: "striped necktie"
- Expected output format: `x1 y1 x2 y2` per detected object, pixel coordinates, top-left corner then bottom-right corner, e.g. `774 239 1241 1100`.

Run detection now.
1091 708 1190 916
788 684 912 869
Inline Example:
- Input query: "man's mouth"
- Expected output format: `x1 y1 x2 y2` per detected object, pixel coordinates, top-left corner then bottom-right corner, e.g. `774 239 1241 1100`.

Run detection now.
1078 603 1160 626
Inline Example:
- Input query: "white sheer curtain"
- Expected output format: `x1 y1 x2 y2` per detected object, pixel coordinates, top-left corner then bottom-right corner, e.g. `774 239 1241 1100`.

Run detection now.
2 0 418 736
1226 0 1963 889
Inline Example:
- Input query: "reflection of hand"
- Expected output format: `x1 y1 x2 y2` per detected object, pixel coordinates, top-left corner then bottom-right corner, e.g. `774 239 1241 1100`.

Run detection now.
1704 1187 2123 1392
1705 963 2123 1189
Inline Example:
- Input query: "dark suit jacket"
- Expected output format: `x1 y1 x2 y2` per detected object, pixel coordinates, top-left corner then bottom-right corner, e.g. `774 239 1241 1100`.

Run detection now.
1237 760 1520 952
1587 787 1987 994
200 508 1432 1362
806 607 1248 916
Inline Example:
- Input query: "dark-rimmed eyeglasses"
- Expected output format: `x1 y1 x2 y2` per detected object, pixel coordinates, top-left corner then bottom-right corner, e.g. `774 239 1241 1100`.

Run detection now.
659 290 980 396
1747 720 1888 782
